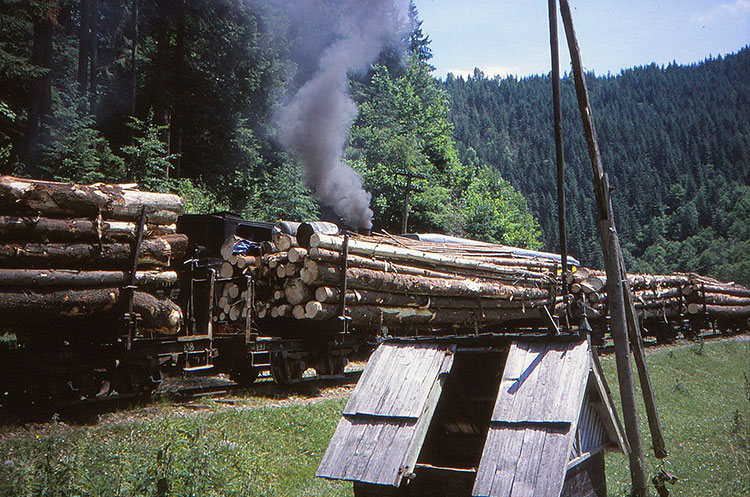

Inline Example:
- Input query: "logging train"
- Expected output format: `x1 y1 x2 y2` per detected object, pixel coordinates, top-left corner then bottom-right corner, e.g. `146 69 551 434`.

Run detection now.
0 176 748 410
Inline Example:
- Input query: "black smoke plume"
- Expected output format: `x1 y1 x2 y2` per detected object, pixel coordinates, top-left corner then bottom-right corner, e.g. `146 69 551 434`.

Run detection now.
276 0 409 229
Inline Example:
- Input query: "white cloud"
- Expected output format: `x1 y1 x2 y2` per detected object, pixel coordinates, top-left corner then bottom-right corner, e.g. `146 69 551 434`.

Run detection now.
690 0 750 24
445 64 520 79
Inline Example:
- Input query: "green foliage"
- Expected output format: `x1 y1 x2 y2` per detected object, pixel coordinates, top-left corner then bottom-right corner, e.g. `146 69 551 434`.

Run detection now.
0 101 17 171
245 160 320 223
459 164 542 248
40 89 125 183
173 177 228 215
121 111 176 192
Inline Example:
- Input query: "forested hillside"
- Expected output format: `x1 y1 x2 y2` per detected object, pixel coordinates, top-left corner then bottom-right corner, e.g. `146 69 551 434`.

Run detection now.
444 49 750 284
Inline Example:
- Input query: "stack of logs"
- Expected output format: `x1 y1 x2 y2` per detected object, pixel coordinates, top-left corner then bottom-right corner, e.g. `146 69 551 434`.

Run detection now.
210 236 259 327
0 176 187 335
226 225 562 332
220 222 750 334
570 268 750 324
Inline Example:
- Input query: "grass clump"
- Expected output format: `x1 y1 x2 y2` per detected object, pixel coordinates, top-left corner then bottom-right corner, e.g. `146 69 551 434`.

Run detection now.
0 400 351 497
603 339 750 497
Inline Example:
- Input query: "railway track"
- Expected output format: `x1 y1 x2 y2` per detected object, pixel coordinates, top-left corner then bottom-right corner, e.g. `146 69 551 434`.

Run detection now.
1 329 745 425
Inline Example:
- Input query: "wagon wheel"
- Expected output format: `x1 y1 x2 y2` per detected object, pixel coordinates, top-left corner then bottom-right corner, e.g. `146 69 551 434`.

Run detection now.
315 352 346 377
270 354 303 385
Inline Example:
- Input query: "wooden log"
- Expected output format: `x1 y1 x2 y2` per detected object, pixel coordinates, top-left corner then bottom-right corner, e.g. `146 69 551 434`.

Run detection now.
575 273 691 293
0 234 187 268
131 292 183 335
0 268 177 287
0 215 176 242
265 253 287 269
235 255 256 270
0 175 183 224
272 233 297 252
219 261 234 279
292 304 306 319
218 296 229 312
284 278 313 306
684 284 750 298
229 305 241 321
306 234 552 282
276 304 291 317
308 247 465 281
314 286 550 310
285 262 300 278
276 264 287 279
687 303 750 317
686 293 750 306
0 288 181 334
225 283 240 299
300 260 550 300
303 301 545 326
585 286 684 304
287 247 307 263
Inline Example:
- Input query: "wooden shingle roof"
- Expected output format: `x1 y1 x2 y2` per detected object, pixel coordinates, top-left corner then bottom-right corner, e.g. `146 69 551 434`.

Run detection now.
472 340 592 497
317 342 455 486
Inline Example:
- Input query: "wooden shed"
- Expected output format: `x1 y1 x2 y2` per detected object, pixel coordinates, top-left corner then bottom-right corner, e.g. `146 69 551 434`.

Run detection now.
317 337 627 497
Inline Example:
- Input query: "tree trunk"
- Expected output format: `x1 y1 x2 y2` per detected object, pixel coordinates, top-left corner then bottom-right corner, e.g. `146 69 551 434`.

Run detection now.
169 0 186 178
0 269 177 287
23 10 55 171
684 283 750 298
0 176 184 224
153 0 170 130
283 277 313 305
0 215 175 242
77 0 90 95
315 286 550 310
308 246 547 283
88 0 99 113
0 288 181 334
687 303 750 318
687 293 750 306
0 234 188 268
303 301 547 327
300 260 551 300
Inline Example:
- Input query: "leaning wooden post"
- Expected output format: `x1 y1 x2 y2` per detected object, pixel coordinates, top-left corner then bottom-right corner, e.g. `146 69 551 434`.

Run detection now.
558 1 649 494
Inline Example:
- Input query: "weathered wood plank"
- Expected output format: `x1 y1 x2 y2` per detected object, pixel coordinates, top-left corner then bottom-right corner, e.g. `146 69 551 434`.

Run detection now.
344 343 454 418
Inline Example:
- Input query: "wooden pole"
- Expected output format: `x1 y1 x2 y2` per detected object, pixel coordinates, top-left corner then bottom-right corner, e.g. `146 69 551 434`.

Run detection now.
548 0 569 325
558 1 650 494
402 174 411 234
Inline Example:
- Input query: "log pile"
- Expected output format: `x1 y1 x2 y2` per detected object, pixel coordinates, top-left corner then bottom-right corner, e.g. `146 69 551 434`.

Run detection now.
0 176 186 335
229 224 561 333
209 236 259 327
683 274 750 320
569 268 750 324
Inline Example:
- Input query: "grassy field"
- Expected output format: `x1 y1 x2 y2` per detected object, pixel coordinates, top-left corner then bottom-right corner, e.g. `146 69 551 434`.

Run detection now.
0 338 747 497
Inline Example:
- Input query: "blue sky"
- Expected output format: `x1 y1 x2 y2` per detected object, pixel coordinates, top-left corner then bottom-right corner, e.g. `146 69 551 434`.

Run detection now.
416 0 750 79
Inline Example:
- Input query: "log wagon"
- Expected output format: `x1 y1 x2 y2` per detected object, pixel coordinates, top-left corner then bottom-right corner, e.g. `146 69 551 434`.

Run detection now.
0 176 215 410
